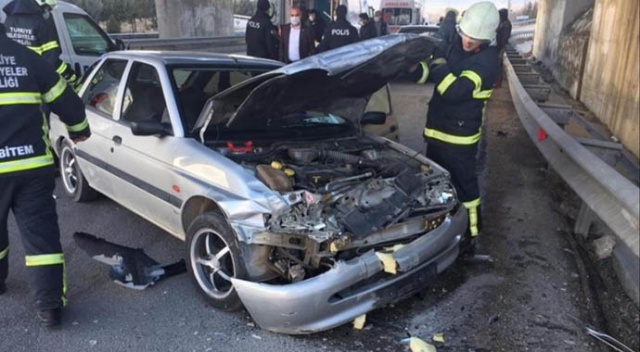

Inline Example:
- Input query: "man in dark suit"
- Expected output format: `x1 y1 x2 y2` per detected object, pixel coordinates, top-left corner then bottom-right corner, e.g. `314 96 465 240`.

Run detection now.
279 7 315 64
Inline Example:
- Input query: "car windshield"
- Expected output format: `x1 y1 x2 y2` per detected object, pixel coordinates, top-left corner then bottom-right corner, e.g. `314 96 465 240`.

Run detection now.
63 13 113 55
202 110 351 138
168 65 273 132
267 111 347 128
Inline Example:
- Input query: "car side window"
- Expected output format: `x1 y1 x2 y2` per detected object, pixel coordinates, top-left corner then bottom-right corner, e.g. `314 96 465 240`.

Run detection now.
82 59 127 117
120 62 169 126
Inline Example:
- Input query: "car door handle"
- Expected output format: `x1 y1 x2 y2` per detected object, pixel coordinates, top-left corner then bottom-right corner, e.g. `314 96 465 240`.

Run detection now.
112 135 122 145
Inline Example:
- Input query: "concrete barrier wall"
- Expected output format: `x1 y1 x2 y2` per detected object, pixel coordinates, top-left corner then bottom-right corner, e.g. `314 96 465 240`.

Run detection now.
580 0 640 158
554 9 592 99
533 0 594 69
155 0 234 38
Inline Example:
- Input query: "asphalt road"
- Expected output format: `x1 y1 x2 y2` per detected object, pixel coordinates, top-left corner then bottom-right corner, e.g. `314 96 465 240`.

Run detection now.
0 81 618 352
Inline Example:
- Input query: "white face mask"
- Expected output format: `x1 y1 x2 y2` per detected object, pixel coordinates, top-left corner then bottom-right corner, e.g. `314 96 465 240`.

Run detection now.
290 16 301 25
374 16 381 22
309 15 316 22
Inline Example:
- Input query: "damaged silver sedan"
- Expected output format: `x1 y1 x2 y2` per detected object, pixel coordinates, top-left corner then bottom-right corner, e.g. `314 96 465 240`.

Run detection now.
49 34 467 334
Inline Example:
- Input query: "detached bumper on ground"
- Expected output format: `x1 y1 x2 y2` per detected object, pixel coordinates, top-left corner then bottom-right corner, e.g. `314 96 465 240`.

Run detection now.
231 206 467 334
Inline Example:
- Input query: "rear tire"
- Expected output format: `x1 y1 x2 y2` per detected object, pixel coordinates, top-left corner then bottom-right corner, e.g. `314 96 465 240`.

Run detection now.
59 140 98 202
186 211 247 311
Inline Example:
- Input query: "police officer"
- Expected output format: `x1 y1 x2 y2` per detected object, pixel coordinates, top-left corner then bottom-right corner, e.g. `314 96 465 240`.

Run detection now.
418 1 500 252
3 0 78 84
317 5 359 53
245 0 279 61
0 22 90 327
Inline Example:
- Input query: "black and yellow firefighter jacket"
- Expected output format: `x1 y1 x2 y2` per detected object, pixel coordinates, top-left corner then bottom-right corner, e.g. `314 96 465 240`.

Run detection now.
0 27 90 177
424 37 499 145
3 0 77 83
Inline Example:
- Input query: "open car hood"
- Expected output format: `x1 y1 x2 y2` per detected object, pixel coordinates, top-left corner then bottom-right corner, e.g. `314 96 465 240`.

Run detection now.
193 34 438 131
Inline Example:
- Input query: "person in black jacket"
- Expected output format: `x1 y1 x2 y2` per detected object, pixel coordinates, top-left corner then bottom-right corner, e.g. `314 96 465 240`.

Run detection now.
0 22 90 327
373 11 388 37
418 2 500 252
3 0 77 84
245 0 278 60
317 5 359 53
358 13 376 40
495 8 512 87
307 9 326 44
436 10 457 47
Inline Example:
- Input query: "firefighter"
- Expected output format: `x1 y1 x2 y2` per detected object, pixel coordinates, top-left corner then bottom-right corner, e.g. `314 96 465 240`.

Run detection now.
0 22 90 327
245 0 279 61
3 0 78 84
316 5 359 53
418 1 500 252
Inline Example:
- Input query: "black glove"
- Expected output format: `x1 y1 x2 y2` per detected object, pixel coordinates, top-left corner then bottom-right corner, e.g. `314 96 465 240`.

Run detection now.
61 64 78 84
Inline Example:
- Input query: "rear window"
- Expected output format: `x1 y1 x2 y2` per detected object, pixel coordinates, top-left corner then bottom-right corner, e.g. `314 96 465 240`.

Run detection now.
168 66 273 132
383 8 413 26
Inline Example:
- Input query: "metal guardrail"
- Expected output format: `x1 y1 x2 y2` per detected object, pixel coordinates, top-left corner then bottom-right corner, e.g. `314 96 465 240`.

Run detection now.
510 29 535 41
109 32 159 40
504 54 640 305
512 18 537 27
123 35 247 54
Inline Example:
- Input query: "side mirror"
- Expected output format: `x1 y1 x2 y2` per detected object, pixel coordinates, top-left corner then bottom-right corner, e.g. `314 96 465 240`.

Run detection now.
361 111 387 125
114 38 126 51
130 121 169 136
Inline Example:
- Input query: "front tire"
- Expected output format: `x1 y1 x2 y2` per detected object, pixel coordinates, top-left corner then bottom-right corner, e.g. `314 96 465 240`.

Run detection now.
186 211 247 311
59 140 98 202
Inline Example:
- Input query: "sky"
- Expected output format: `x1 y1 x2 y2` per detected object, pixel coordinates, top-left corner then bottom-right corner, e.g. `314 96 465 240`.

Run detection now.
367 0 526 12
365 0 530 23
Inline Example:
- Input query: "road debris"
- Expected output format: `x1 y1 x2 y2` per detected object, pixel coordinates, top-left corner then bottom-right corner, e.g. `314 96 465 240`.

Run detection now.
353 314 367 330
73 232 186 290
401 337 437 352
432 333 445 343
569 315 634 352
375 252 398 274
593 235 616 260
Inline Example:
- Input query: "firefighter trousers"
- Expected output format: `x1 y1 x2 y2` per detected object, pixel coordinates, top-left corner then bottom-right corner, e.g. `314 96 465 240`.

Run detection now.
426 137 483 237
0 172 66 310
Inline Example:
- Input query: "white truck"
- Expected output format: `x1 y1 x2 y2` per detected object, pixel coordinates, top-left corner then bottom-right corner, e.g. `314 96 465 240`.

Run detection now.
0 0 123 75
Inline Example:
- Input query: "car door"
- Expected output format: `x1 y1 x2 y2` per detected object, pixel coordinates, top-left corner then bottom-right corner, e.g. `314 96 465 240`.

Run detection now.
75 58 129 198
106 61 184 235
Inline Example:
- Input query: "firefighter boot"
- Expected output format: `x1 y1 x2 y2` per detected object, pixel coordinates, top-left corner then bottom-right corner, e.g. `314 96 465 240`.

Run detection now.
36 308 62 327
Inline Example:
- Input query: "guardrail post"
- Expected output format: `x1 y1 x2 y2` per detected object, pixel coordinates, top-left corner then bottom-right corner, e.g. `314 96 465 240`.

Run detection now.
575 202 596 238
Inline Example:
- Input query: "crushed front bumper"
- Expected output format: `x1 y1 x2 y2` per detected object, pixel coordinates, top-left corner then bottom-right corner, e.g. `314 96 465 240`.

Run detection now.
230 205 467 334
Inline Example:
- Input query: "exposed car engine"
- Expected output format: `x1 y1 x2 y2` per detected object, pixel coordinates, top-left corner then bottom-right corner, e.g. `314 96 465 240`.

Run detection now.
218 137 457 283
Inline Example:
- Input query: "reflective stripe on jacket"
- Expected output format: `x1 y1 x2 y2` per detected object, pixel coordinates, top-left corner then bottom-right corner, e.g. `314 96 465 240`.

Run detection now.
424 34 499 145
0 28 90 176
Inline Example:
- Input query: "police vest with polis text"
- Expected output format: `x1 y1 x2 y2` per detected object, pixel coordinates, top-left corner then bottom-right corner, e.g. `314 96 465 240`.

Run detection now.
317 18 360 52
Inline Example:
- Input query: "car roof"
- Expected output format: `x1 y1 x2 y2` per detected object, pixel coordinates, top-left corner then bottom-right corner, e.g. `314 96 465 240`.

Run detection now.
398 25 439 31
103 50 284 68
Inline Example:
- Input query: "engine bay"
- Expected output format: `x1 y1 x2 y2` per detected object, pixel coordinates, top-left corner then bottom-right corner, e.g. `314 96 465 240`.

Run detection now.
214 137 458 282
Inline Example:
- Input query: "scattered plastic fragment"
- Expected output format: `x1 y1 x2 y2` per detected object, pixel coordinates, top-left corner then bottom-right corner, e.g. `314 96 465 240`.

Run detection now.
353 314 367 330
432 333 445 343
375 252 397 274
251 334 262 340
401 337 437 352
